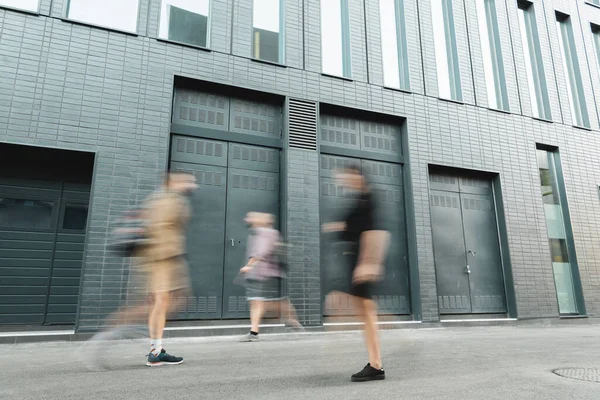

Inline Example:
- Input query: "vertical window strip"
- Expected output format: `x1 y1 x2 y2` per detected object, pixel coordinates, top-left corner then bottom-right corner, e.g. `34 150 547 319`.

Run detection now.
556 14 590 128
476 0 508 110
431 0 462 101
252 0 284 63
321 0 351 78
517 2 551 120
593 25 600 80
380 0 410 90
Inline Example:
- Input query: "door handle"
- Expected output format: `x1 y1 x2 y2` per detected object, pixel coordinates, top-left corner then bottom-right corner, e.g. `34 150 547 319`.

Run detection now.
468 250 476 257
230 238 235 247
465 265 471 274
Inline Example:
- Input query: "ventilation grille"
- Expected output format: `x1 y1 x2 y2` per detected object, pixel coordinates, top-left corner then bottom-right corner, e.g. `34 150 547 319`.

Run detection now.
288 99 317 150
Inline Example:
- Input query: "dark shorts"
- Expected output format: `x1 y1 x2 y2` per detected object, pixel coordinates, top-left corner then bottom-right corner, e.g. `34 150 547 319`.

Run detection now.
325 242 374 300
246 277 286 301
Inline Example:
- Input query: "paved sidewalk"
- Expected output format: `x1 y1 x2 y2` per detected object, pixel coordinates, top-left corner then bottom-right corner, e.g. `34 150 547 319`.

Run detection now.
1 325 599 399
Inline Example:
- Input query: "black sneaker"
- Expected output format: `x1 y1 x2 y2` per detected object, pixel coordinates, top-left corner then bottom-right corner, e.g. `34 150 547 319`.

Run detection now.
146 348 184 367
351 363 385 382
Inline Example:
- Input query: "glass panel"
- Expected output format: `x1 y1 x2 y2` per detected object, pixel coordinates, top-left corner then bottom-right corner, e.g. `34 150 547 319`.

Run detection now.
160 0 210 48
0 198 54 230
380 0 410 90
593 26 600 80
67 0 140 33
476 0 508 110
253 0 282 63
536 149 579 314
321 0 350 77
431 0 462 101
517 2 551 120
552 262 578 314
63 203 89 231
556 14 590 128
0 0 39 12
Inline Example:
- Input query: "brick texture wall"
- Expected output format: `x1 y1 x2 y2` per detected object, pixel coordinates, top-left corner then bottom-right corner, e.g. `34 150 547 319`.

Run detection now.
1 0 600 329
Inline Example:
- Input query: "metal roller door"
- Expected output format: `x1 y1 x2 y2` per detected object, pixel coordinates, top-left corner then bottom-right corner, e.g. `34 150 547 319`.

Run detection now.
0 180 90 325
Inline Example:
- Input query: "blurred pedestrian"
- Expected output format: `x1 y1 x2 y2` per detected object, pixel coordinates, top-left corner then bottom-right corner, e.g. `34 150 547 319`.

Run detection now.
239 212 302 342
322 164 390 382
140 171 197 366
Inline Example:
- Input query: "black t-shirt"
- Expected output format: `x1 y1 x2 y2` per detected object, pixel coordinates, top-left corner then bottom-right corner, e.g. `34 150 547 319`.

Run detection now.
341 190 376 244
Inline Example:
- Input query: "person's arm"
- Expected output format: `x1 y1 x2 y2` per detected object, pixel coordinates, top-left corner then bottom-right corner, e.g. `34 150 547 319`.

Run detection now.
353 230 390 283
240 230 276 273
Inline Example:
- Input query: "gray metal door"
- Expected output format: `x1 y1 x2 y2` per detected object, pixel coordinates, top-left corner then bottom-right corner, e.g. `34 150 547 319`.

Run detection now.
363 160 410 314
47 186 90 324
0 180 90 325
459 178 506 313
171 161 227 319
170 136 229 319
170 137 280 320
320 155 410 316
222 144 280 318
429 172 507 315
430 190 472 314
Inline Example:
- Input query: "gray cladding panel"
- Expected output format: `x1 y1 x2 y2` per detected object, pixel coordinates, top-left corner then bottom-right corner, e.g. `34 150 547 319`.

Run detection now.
228 143 279 173
170 135 228 167
173 89 230 131
229 98 282 139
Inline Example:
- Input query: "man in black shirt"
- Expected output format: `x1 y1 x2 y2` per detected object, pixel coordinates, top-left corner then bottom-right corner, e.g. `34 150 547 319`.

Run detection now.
322 164 390 382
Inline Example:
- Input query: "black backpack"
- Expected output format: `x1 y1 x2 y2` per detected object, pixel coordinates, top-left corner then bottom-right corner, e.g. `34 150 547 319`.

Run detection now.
108 209 148 258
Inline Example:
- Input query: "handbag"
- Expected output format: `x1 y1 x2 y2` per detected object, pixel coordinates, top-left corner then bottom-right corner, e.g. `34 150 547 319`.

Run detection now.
108 210 148 258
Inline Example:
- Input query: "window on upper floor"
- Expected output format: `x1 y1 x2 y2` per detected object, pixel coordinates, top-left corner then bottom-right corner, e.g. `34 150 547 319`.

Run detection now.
555 12 590 128
379 0 410 91
321 0 351 78
0 0 38 12
592 24 600 83
517 1 551 120
66 0 140 33
252 0 284 64
431 0 462 101
476 0 509 111
159 0 210 48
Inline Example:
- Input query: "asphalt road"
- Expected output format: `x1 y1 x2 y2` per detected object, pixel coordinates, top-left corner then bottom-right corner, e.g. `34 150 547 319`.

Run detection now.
2 324 599 399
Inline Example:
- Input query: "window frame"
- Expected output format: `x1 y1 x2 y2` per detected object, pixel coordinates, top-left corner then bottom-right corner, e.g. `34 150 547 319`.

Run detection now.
592 24 600 85
431 0 463 101
157 0 213 50
517 1 552 121
535 145 586 316
379 0 411 91
64 0 141 35
251 0 285 65
476 0 509 111
320 0 352 79
0 0 40 14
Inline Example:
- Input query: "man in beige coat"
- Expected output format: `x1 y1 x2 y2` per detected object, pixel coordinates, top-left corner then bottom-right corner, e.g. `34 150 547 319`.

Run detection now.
141 172 197 366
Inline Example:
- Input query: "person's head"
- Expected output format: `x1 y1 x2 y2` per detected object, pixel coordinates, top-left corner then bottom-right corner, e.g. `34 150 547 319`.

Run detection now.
165 172 198 195
335 163 366 191
244 212 274 228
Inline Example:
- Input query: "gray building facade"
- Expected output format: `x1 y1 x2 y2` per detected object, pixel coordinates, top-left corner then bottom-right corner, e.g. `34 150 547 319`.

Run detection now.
1 0 600 331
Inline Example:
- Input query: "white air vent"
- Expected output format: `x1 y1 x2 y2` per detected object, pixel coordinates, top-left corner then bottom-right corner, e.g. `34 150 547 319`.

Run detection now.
288 99 317 150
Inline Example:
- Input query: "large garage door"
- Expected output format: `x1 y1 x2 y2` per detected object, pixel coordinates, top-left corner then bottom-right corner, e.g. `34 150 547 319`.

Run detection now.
320 155 410 316
0 180 90 325
170 135 280 319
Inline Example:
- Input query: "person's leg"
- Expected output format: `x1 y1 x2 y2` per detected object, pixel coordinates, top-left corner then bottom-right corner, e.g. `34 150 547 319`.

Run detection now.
250 299 265 333
350 288 385 382
358 297 381 369
148 291 170 355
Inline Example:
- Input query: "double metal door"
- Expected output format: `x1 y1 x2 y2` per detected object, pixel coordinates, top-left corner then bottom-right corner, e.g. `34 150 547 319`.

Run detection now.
430 173 506 314
170 135 279 319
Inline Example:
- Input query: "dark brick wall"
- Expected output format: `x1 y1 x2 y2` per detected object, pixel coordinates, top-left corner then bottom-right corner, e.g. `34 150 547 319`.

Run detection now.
0 0 600 329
